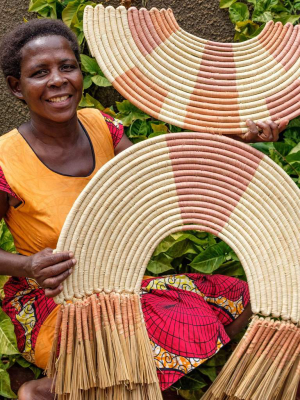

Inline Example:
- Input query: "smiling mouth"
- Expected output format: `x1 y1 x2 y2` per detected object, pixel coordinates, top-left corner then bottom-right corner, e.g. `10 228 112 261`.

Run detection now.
47 95 72 103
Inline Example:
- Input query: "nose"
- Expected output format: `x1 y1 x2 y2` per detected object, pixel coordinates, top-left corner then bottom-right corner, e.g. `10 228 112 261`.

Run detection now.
47 70 67 88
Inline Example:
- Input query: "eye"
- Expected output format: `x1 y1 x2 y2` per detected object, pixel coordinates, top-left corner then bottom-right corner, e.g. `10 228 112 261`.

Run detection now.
61 64 77 71
32 69 48 77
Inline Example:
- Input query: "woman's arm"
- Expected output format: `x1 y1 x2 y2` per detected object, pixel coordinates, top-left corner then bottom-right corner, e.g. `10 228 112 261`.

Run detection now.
0 191 75 298
114 134 133 155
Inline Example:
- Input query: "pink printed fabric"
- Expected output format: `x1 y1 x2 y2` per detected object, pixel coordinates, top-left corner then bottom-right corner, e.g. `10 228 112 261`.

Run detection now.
0 167 19 199
0 112 124 199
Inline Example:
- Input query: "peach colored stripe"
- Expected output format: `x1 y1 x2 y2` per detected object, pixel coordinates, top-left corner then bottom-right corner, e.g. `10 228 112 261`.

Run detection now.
186 42 238 125
149 8 175 43
113 77 160 120
114 67 166 116
165 9 180 32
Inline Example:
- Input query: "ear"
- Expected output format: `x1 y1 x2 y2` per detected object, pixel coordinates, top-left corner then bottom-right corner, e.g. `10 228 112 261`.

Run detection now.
6 76 25 101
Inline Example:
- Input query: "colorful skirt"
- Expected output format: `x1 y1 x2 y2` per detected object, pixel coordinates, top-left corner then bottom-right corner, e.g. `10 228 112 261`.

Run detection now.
2 273 249 390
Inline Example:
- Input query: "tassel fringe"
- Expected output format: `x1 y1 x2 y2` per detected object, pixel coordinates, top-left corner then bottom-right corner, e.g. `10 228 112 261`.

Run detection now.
202 316 300 400
48 293 163 400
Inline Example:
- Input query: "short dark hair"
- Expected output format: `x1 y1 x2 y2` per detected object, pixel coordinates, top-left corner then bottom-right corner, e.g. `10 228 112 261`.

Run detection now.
0 19 80 79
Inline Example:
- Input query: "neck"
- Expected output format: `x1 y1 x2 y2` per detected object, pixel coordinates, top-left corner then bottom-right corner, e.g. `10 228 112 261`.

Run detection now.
27 112 80 147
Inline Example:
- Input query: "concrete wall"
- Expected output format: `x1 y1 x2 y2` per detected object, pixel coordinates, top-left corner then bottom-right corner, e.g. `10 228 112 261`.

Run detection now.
0 0 235 134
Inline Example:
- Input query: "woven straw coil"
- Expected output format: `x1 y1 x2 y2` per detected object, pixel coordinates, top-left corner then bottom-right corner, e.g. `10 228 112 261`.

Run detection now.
49 133 300 399
54 133 300 323
82 5 300 135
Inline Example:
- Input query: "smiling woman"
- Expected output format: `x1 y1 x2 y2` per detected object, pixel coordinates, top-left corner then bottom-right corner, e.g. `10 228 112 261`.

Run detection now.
0 16 287 400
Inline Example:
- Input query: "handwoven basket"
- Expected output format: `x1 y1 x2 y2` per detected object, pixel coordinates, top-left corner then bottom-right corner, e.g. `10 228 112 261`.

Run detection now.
82 5 300 135
49 132 300 400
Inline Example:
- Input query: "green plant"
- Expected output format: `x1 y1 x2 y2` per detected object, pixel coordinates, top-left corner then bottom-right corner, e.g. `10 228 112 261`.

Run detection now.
220 0 300 41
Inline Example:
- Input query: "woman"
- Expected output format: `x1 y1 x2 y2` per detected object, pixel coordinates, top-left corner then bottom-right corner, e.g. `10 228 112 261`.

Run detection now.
0 18 287 400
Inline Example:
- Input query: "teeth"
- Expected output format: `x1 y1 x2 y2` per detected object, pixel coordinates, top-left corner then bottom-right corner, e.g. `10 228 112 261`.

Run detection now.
48 96 69 103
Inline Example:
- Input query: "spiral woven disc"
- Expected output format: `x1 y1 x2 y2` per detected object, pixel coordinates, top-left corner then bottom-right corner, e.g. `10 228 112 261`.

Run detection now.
82 5 300 135
54 133 300 324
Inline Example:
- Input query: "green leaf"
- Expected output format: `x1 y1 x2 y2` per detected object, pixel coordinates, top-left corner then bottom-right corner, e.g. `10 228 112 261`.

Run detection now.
190 242 233 273
229 2 250 23
250 142 274 155
0 308 19 355
15 356 42 379
273 142 293 156
216 260 246 278
146 254 174 275
205 351 228 367
62 0 81 27
148 123 169 138
273 14 300 24
253 10 272 22
116 100 150 126
168 124 182 133
127 120 151 138
91 75 112 87
80 54 100 75
0 221 15 254
81 93 104 110
0 366 17 399
83 75 92 90
198 366 217 382
220 0 238 8
286 151 300 164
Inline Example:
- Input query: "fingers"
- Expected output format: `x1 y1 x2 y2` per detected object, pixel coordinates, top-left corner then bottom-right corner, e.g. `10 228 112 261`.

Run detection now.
39 249 75 270
278 119 289 133
255 120 273 141
42 266 73 289
45 285 64 298
245 119 288 143
242 120 260 143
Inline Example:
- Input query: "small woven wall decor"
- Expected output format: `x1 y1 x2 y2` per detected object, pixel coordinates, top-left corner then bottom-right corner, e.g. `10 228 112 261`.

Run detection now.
82 5 300 136
48 133 300 400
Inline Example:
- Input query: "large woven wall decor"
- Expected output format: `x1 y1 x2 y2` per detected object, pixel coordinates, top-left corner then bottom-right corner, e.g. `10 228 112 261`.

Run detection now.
82 5 300 136
48 133 300 400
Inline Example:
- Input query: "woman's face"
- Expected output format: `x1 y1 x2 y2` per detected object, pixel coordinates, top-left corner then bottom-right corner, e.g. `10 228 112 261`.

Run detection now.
11 35 83 124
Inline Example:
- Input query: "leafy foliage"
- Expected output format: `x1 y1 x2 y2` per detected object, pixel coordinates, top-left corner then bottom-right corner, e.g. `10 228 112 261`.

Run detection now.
220 0 300 41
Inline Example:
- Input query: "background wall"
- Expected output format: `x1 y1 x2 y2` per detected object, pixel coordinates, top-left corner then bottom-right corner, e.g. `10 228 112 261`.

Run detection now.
0 0 235 134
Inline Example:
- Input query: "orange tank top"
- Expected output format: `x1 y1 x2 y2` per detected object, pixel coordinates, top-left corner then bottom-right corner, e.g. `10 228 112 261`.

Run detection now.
0 109 114 256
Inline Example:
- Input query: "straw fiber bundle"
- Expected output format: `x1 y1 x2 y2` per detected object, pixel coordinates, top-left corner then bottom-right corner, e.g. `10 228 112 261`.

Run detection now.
48 132 300 399
82 5 300 136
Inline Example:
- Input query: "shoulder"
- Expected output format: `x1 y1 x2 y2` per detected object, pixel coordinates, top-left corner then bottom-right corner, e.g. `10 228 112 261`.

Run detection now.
0 129 19 145
0 129 20 157
78 108 124 148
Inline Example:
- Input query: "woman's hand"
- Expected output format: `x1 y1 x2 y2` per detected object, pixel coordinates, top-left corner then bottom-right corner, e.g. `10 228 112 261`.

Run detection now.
239 119 289 143
24 248 76 298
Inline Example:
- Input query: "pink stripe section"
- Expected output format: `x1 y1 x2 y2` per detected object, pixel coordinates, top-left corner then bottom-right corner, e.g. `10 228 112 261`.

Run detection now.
267 79 300 120
186 42 238 127
166 134 262 230
259 22 300 71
